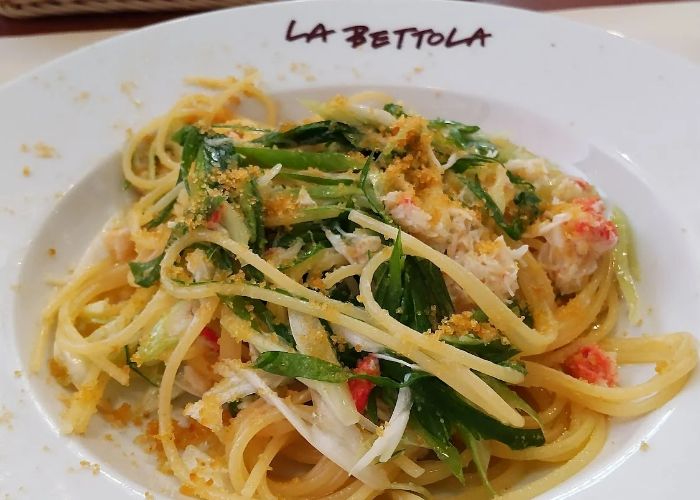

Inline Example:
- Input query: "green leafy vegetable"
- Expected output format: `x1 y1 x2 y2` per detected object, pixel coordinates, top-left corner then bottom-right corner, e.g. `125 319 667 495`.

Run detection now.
144 200 176 230
239 179 266 254
458 427 495 495
279 241 329 270
358 158 392 223
480 375 543 428
190 242 237 272
442 334 520 364
252 120 361 149
464 177 537 240
173 125 238 194
129 254 164 288
166 222 188 247
125 346 159 387
366 388 379 425
373 235 454 332
429 119 480 150
220 295 295 346
253 351 432 388
173 125 202 185
305 184 362 200
383 103 407 118
611 208 641 324
237 146 363 172
450 154 499 174
388 361 543 440
271 222 331 248
412 391 465 483
276 171 355 186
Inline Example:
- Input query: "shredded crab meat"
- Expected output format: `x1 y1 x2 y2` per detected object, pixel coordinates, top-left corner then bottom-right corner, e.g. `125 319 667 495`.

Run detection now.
297 186 317 208
185 248 216 282
183 359 287 431
531 197 618 294
382 191 526 304
102 227 134 262
265 240 304 268
505 157 594 203
322 227 382 265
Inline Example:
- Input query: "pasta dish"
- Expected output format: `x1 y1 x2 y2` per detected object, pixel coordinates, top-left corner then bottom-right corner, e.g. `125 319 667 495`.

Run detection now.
35 74 697 499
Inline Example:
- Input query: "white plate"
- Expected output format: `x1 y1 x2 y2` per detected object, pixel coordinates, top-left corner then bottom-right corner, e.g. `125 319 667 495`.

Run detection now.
1 0 699 498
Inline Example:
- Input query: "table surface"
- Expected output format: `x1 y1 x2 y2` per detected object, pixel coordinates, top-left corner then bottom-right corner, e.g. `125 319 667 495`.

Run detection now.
0 0 685 36
1 0 699 86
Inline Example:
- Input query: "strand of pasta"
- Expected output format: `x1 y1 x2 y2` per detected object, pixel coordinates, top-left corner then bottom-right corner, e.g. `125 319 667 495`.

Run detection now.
160 272 523 425
360 247 524 383
58 288 174 355
243 432 294 499
548 256 613 350
322 263 363 288
62 369 109 434
409 448 473 486
227 405 287 493
359 248 524 426
463 461 528 500
122 116 178 191
490 405 595 462
516 252 557 333
522 334 696 417
157 297 230 499
496 412 607 500
32 261 113 371
162 229 374 324
534 288 619 367
349 211 556 354
55 267 132 384
267 454 355 498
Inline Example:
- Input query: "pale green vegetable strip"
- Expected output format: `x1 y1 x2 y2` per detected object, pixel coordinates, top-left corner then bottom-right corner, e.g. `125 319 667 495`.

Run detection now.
612 208 641 324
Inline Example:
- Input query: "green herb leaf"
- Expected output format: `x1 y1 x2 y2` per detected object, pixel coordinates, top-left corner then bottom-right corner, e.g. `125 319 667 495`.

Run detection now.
443 334 520 364
450 154 498 174
125 346 159 387
358 158 392 223
457 426 495 496
253 351 432 388
379 359 545 483
373 235 454 333
190 242 237 272
460 172 541 241
173 125 238 194
480 375 543 429
429 119 480 150
239 179 266 254
173 125 203 187
252 120 361 149
237 146 363 173
220 295 295 346
129 254 164 288
254 351 350 382
412 387 465 483
366 387 379 424
166 222 188 247
276 171 355 186
144 200 176 230
383 103 407 118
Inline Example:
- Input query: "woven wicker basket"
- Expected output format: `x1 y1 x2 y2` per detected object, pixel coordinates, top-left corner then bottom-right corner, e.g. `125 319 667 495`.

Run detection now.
0 0 263 18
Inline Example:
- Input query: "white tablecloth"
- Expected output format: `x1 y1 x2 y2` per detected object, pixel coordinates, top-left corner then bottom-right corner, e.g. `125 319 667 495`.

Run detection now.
1 1 698 85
